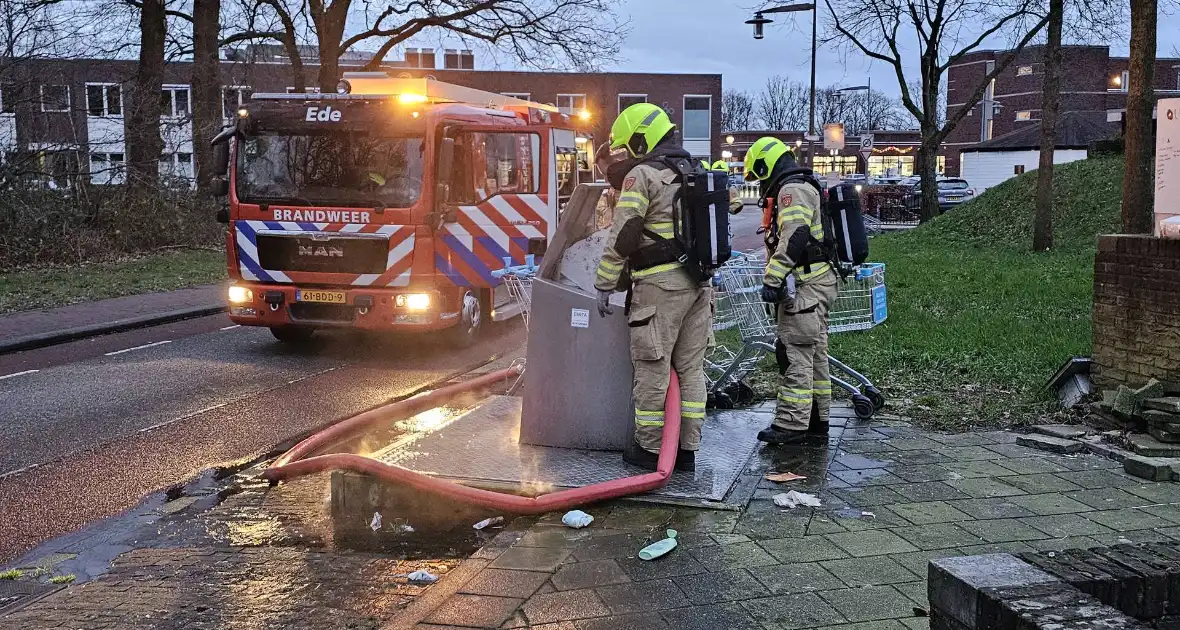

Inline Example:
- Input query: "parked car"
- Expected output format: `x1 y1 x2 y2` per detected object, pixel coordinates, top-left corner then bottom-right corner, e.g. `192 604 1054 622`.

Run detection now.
872 175 904 186
904 178 976 213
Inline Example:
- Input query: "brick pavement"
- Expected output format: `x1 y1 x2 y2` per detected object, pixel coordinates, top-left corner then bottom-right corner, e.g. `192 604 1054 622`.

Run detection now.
4 407 1180 629
407 411 1180 630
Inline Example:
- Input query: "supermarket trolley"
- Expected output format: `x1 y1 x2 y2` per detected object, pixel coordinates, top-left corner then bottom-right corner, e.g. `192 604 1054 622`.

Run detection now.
709 256 888 419
491 255 539 394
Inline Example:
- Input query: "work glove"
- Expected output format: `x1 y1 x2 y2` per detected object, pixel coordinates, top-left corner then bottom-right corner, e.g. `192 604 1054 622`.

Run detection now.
760 283 784 304
596 290 614 317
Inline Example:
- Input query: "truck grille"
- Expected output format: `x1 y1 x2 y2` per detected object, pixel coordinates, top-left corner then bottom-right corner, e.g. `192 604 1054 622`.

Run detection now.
289 303 357 324
256 234 387 274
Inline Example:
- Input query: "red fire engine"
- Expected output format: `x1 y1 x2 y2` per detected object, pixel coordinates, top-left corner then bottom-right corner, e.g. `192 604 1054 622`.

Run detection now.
210 74 593 345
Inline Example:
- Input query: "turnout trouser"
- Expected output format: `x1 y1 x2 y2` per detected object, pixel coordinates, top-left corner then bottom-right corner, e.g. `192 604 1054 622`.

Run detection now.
627 281 713 454
774 274 839 431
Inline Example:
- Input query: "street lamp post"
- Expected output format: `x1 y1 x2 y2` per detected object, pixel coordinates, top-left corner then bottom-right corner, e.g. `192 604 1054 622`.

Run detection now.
747 3 818 166
837 82 871 175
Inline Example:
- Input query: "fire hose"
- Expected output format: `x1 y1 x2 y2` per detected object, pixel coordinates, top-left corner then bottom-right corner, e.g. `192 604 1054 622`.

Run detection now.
262 365 682 514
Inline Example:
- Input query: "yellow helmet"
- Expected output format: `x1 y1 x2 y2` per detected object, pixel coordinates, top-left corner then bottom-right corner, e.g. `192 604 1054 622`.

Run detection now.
610 103 675 158
744 137 791 182
711 159 728 171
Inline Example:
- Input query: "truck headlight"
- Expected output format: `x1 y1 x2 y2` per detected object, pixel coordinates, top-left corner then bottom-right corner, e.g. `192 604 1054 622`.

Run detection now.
396 293 431 311
228 286 253 304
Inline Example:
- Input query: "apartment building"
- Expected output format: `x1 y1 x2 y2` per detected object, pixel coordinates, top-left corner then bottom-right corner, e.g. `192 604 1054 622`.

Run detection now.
0 48 722 188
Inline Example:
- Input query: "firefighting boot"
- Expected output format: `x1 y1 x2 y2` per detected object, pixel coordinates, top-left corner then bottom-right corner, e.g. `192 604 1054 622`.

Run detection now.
808 402 829 434
676 449 696 473
757 425 809 445
623 440 659 471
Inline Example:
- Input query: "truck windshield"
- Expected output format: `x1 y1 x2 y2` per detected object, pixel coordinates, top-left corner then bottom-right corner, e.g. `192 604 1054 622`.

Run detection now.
236 134 425 208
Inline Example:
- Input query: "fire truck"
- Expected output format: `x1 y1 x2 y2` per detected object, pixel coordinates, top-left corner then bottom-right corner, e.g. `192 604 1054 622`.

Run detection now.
210 73 594 345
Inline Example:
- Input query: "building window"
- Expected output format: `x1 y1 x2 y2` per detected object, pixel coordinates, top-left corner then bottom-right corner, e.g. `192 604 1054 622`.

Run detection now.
1016 65 1033 76
86 84 122 117
618 94 647 113
41 84 70 112
443 49 474 70
1113 70 1129 92
90 152 126 184
1014 165 1026 175
405 47 436 69
502 92 531 101
683 95 712 140
222 86 251 119
161 85 190 118
1015 110 1032 121
160 152 195 180
981 60 995 142
556 94 586 116
0 85 11 114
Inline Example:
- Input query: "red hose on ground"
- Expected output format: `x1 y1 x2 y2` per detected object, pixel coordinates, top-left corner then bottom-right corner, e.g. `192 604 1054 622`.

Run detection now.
262 368 682 515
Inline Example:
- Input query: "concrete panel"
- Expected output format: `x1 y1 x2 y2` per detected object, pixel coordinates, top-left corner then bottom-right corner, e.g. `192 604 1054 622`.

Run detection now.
520 278 634 451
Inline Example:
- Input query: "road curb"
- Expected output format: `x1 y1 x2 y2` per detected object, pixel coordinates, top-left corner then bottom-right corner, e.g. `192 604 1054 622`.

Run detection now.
0 305 226 355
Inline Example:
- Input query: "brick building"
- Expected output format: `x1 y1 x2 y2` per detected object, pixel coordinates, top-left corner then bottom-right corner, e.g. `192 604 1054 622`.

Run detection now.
0 50 721 187
723 129 931 178
943 44 1180 176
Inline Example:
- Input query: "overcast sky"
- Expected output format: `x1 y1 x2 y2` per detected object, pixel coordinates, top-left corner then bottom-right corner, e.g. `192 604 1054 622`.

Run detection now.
602 0 1169 96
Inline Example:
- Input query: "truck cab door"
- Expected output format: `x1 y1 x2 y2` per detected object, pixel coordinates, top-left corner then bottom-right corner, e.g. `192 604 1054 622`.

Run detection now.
435 127 551 290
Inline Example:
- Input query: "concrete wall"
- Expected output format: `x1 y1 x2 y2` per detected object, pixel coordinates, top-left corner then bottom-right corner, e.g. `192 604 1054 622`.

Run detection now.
959 149 1088 192
1092 235 1180 390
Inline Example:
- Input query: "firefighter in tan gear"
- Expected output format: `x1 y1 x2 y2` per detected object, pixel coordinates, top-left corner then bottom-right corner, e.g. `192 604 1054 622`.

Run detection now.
745 137 839 444
594 103 711 472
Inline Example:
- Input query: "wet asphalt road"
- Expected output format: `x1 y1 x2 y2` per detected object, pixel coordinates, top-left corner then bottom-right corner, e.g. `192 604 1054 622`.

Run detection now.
0 315 525 562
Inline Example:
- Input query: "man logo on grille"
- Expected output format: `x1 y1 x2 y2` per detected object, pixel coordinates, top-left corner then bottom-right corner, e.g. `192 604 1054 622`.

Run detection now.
298 245 344 258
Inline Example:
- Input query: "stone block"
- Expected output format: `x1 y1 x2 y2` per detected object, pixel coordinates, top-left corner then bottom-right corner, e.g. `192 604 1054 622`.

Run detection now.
1146 398 1180 414
1123 455 1179 482
1127 433 1180 457
928 554 1059 630
1095 547 1169 619
1142 410 1180 430
1034 425 1091 440
1149 426 1180 444
1016 434 1085 454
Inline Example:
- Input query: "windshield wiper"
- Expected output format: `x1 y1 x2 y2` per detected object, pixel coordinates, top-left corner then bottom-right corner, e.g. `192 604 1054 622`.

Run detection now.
247 194 316 208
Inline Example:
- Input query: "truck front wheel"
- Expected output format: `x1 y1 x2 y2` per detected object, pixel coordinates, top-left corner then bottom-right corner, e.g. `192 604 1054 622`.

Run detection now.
444 290 483 347
270 326 316 344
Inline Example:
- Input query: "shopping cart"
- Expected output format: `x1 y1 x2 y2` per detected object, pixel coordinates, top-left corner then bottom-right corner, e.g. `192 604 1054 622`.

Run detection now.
491 255 539 331
709 255 888 419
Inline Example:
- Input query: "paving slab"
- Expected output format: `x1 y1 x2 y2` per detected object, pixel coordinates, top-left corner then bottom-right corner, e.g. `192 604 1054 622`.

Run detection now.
460 569 552 599
822 556 921 587
521 589 611 625
820 585 922 622
594 578 688 615
1033 425 1090 440
661 602 764 630
753 561 847 595
1019 514 1116 538
890 523 982 551
574 613 668 630
743 592 849 629
550 561 630 591
673 568 769 604
946 498 1036 520
1016 434 1085 454
424 594 523 628
488 546 572 572
885 501 974 525
826 529 919 557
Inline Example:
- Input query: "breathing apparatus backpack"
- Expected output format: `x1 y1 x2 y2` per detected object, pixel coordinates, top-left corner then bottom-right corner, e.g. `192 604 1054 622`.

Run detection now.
628 158 733 283
761 173 869 279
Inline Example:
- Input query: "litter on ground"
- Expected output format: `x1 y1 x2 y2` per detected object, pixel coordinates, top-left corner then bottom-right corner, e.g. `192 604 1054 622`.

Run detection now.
764 471 807 483
406 570 438 584
562 510 594 528
473 516 505 530
639 529 678 561
772 491 822 508
369 512 383 531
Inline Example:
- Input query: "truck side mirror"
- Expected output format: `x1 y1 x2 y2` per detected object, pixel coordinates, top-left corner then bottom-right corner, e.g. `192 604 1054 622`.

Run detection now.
212 142 230 175
211 176 229 197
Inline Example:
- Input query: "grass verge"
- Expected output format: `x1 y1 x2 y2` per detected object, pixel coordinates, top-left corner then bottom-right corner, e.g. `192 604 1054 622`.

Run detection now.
733 156 1121 431
0 248 226 314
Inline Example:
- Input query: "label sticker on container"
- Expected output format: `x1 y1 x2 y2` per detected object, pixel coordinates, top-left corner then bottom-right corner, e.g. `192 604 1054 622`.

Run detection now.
571 308 590 328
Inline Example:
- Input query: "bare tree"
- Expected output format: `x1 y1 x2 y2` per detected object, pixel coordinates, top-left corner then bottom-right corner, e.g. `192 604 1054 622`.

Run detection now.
826 0 1049 221
253 0 627 93
757 75 809 131
722 89 757 131
1032 0 1062 251
126 0 167 187
192 0 222 195
1121 0 1156 234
